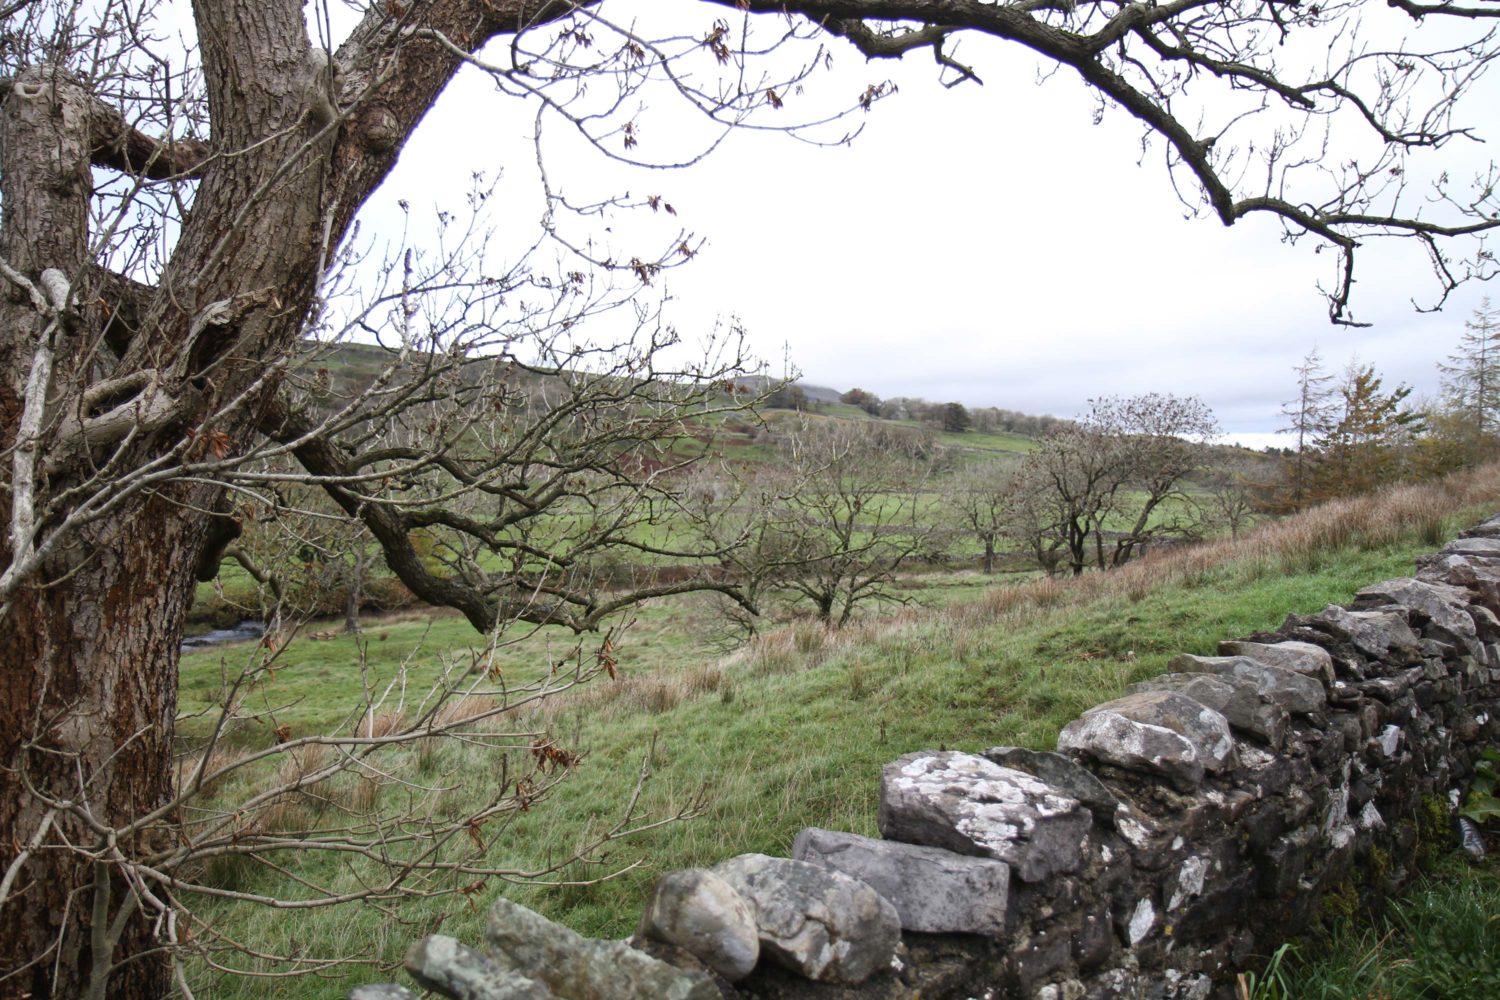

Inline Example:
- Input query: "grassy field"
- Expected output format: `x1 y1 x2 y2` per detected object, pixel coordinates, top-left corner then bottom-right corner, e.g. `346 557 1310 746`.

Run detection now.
1240 853 1500 999
174 463 1500 998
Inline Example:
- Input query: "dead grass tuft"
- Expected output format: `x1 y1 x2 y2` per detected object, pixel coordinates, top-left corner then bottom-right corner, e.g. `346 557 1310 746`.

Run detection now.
350 706 408 740
176 745 250 798
432 695 502 729
259 742 333 832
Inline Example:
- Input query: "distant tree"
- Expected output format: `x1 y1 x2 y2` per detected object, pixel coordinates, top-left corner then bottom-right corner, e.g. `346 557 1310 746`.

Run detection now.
941 402 972 433
1279 348 1339 510
1415 403 1488 478
1313 361 1423 498
1094 394 1220 566
946 462 1019 573
1437 297 1500 457
764 383 809 411
701 421 934 628
1014 394 1218 575
841 387 883 416
1198 460 1262 540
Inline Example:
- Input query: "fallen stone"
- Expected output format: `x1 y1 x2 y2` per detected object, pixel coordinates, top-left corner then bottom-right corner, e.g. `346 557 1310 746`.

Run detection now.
981 746 1123 823
1217 640 1336 686
712 853 899 985
1058 690 1236 791
635 868 759 982
349 987 420 1000
1462 514 1500 538
1356 578 1478 646
1169 654 1327 715
1129 673 1288 748
1443 536 1500 559
877 751 1090 881
1314 606 1421 661
404 935 556 1000
793 827 1011 935
486 897 718 1000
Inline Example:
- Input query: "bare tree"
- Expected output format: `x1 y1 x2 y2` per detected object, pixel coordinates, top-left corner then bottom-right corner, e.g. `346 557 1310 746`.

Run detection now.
1279 348 1339 510
4 0 1500 992
1093 393 1220 566
945 460 1021 574
0 4 825 991
1198 458 1265 540
694 420 936 629
718 0 1500 325
1014 394 1218 575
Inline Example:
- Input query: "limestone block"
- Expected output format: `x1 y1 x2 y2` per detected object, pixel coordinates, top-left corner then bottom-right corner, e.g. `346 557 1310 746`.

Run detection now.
1356 577 1478 647
877 751 1090 881
485 898 718 1000
1169 654 1327 715
793 826 1010 935
981 746 1123 822
403 936 556 1000
1315 605 1421 661
1129 673 1288 748
712 853 900 985
635 868 759 982
1217 640 1336 686
348 987 420 1000
1058 690 1236 792
1444 536 1500 559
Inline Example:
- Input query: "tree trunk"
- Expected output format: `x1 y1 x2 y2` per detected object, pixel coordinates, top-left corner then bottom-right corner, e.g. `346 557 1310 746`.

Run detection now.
0 494 204 997
0 2 618 992
344 547 367 634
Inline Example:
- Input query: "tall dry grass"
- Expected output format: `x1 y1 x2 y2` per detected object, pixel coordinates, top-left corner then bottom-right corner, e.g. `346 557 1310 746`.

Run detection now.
951 460 1500 633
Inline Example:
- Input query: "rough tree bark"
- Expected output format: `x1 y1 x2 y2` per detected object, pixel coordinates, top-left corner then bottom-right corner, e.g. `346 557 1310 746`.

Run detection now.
0 3 574 995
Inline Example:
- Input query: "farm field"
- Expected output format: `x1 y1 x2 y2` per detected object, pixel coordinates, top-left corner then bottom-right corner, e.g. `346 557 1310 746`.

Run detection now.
176 468 1500 998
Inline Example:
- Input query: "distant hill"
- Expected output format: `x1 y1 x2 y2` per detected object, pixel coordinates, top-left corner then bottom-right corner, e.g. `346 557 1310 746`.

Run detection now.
729 374 839 403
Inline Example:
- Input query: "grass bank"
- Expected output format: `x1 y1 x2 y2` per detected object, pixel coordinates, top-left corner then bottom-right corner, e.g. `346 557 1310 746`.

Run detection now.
1242 853 1500 999
180 463 1500 998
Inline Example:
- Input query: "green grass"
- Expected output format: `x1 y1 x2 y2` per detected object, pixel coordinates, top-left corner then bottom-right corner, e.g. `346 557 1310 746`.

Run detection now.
937 427 1036 454
180 514 1463 998
1245 854 1500 999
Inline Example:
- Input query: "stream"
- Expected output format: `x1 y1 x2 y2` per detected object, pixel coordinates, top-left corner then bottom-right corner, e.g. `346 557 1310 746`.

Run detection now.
180 620 264 651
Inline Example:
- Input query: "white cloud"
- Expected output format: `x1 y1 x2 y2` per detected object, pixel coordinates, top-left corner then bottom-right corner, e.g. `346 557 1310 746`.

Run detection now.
358 0 1497 434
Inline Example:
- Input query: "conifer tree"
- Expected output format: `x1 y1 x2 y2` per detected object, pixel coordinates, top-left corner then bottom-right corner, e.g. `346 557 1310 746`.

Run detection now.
1279 348 1338 509
1438 297 1500 453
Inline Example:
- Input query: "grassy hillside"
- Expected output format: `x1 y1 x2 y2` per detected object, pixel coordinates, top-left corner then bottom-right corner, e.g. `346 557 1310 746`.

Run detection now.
178 463 1500 998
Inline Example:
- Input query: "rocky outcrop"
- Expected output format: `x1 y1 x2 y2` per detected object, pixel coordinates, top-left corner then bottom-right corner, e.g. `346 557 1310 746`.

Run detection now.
351 517 1500 1000
713 854 901 984
635 868 760 981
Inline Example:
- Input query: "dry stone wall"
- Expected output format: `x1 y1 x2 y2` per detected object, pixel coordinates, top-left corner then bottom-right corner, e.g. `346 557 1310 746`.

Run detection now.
350 516 1500 1000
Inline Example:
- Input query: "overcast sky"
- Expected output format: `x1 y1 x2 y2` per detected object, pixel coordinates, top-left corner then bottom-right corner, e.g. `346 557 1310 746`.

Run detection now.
331 1 1499 447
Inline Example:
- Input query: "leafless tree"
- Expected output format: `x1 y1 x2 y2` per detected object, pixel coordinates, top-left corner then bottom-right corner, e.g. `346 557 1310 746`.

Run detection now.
4 0 1500 992
0 2 835 992
692 420 936 629
1094 394 1220 566
1198 458 1266 540
944 460 1022 574
1014 394 1218 575
719 0 1500 325
1279 348 1340 510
